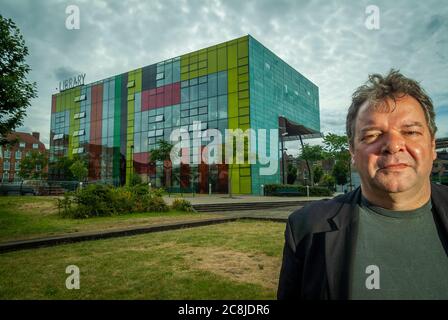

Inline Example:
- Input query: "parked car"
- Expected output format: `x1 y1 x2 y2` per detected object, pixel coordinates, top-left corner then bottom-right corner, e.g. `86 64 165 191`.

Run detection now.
0 182 37 196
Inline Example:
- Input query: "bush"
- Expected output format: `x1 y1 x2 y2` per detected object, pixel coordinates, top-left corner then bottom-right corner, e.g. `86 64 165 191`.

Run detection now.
140 194 169 212
264 184 333 197
58 183 169 218
171 198 195 212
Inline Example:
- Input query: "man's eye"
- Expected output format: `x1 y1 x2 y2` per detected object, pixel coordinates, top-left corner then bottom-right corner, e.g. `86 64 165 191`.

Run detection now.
362 134 380 142
405 131 421 136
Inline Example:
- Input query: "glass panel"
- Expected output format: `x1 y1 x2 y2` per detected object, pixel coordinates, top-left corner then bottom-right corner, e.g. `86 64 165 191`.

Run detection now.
218 95 228 119
208 73 217 97
181 87 189 102
208 97 217 121
190 85 198 101
198 83 207 100
217 71 227 95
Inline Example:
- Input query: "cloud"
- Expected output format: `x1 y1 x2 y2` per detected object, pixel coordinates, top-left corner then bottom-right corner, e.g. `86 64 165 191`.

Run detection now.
1 0 447 150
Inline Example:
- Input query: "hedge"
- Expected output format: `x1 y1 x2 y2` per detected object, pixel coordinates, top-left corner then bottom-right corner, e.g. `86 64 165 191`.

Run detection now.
264 184 333 197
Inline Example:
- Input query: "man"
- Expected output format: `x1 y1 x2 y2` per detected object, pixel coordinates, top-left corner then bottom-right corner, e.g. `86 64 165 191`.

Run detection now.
277 70 448 300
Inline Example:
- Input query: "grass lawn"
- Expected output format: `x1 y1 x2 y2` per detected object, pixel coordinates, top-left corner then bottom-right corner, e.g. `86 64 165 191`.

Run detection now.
0 220 286 299
0 196 223 243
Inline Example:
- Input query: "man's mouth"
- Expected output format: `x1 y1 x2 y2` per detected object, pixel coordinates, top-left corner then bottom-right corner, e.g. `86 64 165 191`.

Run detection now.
380 163 409 170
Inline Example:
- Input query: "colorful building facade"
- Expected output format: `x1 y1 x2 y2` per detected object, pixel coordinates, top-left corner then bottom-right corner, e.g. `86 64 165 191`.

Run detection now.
50 35 320 194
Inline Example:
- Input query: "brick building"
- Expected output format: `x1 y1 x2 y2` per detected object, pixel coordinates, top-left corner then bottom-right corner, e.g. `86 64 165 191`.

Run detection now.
0 132 48 183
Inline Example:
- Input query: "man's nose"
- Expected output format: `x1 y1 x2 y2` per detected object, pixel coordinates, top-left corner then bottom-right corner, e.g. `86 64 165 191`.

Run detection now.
381 132 405 154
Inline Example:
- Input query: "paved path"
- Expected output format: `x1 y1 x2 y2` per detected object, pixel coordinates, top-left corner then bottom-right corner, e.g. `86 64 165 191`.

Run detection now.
163 194 333 205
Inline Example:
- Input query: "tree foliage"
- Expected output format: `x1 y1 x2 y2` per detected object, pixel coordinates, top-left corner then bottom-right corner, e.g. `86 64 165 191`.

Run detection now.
299 144 324 186
0 15 37 145
313 165 324 184
332 160 349 186
323 133 352 189
149 140 174 163
18 150 47 179
287 163 297 185
49 156 76 180
149 140 175 187
300 144 325 162
70 159 88 182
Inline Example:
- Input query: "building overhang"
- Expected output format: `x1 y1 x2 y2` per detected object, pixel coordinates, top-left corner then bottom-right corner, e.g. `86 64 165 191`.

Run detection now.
278 116 322 141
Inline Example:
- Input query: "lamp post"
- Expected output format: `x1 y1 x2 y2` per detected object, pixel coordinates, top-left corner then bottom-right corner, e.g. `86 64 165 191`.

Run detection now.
280 132 288 184
130 145 134 184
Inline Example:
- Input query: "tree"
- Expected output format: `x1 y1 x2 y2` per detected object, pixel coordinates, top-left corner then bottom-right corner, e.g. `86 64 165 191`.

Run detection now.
313 165 324 184
299 144 324 185
332 160 349 188
149 140 174 187
49 156 76 181
69 159 88 182
18 150 48 179
287 163 297 185
0 15 37 145
323 133 352 190
322 173 336 191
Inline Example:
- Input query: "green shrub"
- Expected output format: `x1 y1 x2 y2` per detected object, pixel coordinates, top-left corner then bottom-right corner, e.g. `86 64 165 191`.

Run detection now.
171 198 195 212
141 194 169 212
264 184 333 197
58 183 169 218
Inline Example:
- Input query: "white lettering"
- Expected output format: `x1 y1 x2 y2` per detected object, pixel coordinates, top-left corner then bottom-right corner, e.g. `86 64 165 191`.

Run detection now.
365 265 380 290
65 5 80 30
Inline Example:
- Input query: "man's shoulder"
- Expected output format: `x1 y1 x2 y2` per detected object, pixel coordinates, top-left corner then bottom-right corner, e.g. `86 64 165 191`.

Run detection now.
431 183 448 196
287 190 359 237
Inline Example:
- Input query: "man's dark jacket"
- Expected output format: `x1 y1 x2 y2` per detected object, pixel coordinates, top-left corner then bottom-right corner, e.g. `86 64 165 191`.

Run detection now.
277 183 448 300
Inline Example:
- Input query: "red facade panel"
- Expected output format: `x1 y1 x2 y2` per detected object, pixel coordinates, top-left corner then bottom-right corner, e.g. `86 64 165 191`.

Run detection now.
90 84 103 144
51 95 56 113
141 90 150 110
141 82 181 111
172 82 181 105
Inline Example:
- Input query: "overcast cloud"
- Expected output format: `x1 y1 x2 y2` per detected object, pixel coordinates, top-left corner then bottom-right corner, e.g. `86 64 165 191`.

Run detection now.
1 0 447 152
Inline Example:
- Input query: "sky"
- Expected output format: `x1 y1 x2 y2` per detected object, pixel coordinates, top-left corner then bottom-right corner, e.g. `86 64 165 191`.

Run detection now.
2 0 447 153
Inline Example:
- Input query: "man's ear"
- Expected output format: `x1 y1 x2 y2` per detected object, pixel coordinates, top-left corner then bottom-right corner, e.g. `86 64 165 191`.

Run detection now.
432 138 437 161
349 144 356 166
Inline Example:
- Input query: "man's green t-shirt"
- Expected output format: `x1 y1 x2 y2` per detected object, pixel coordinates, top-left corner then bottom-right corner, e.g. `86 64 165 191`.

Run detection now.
350 196 448 300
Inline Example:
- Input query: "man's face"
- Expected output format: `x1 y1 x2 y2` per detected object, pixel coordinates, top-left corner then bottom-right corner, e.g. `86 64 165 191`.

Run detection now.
350 94 436 195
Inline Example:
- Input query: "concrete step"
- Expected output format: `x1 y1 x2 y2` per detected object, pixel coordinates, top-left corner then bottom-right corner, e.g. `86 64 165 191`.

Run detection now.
192 200 312 212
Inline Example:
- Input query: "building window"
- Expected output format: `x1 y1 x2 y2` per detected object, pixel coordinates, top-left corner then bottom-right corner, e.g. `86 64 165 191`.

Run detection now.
36 164 41 171
127 80 135 88
72 147 84 154
2 172 9 181
74 112 86 119
19 142 26 148
15 161 20 171
4 150 10 158
73 130 85 137
32 144 39 149
156 72 164 80
15 151 21 160
155 115 164 122
74 94 86 102
53 133 64 140
3 160 10 171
